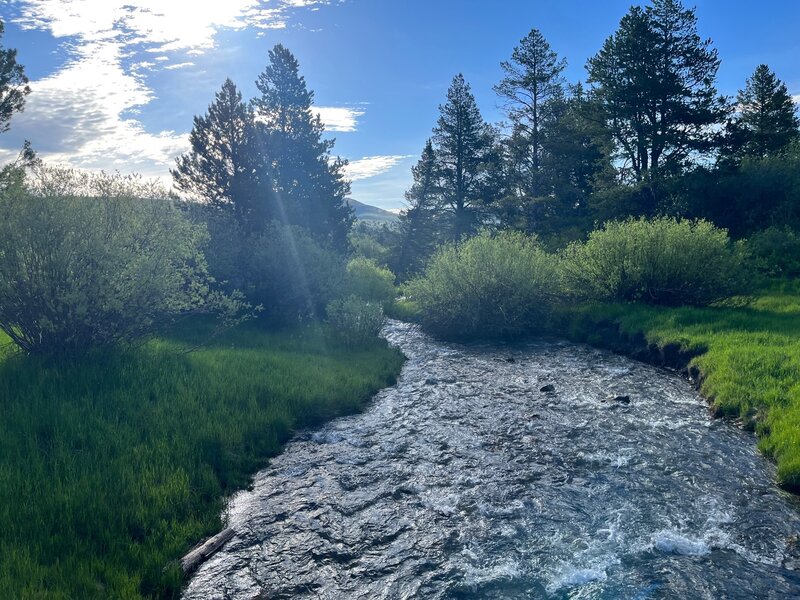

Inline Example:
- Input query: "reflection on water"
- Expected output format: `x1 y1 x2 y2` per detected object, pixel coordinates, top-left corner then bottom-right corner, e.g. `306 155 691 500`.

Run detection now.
184 321 800 599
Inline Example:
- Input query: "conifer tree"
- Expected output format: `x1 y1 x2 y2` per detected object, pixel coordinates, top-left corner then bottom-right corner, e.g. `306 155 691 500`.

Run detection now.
494 28 566 197
0 19 29 134
725 64 800 161
587 0 727 186
432 74 493 241
393 140 441 279
253 44 352 249
171 79 267 227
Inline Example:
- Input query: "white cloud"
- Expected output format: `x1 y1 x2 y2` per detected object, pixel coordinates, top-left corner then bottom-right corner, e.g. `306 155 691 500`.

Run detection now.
344 155 411 181
2 0 338 179
163 62 195 70
315 106 365 132
793 94 800 106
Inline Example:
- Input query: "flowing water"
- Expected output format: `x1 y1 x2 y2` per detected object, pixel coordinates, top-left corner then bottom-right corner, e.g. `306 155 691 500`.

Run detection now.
183 320 800 599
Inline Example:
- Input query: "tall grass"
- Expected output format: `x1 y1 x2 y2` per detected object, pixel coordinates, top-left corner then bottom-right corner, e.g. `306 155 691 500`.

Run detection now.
566 281 800 491
0 319 404 598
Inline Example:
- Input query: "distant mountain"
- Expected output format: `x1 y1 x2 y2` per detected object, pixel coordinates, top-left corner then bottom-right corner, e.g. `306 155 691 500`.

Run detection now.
346 198 399 224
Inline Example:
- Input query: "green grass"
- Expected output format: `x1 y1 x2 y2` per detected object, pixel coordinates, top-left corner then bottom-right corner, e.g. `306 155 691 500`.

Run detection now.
564 280 800 491
0 319 404 599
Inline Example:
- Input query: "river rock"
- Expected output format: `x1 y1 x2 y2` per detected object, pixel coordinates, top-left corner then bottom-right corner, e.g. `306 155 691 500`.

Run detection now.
604 394 631 404
540 384 556 393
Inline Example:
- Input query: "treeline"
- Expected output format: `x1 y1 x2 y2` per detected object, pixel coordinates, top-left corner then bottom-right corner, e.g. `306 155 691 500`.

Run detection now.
386 0 800 281
0 34 397 356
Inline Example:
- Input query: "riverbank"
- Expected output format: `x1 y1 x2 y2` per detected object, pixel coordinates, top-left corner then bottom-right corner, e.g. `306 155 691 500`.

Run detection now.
0 319 404 599
562 281 800 492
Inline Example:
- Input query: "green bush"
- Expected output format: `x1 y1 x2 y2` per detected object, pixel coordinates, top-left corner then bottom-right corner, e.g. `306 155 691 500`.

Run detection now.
195 212 346 324
746 226 800 278
406 231 561 339
0 167 228 355
561 217 747 306
345 257 396 307
326 295 385 346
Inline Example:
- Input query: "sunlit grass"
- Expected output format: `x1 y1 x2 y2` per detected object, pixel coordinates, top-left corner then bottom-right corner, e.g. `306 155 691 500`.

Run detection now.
0 319 404 599
566 280 800 491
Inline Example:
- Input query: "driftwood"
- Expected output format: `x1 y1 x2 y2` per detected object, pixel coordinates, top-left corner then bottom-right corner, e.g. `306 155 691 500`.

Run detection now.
180 527 236 574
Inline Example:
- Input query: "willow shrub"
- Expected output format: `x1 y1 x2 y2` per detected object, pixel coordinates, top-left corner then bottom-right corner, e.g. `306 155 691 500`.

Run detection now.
0 167 236 356
561 217 748 306
406 231 561 339
345 257 396 308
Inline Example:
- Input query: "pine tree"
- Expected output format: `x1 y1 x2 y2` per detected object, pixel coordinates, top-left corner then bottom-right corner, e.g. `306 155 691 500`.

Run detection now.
587 0 727 187
726 64 800 160
0 19 30 134
392 140 441 279
494 28 566 197
253 44 353 249
171 79 267 227
432 74 493 241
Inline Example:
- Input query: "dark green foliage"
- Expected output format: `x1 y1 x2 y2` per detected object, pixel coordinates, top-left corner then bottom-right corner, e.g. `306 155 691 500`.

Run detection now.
690 145 800 236
722 65 800 163
0 19 29 133
432 75 496 241
171 79 268 228
200 214 347 324
587 0 727 184
746 227 800 278
392 140 442 279
253 44 353 249
494 28 566 198
561 217 747 306
406 231 561 339
0 169 235 355
326 296 385 347
0 319 404 598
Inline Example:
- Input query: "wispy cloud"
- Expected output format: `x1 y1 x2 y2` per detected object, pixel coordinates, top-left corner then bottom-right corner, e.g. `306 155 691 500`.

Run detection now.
793 94 800 106
345 155 412 181
315 106 365 132
2 0 337 179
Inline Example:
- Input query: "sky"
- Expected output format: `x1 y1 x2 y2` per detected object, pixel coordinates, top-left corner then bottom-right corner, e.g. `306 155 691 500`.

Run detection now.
0 0 799 210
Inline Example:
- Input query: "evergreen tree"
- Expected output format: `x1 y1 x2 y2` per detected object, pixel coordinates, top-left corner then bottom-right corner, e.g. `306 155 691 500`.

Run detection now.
392 140 441 279
172 79 267 227
724 64 800 161
253 44 353 249
587 0 727 189
432 74 493 241
0 19 30 134
494 28 566 197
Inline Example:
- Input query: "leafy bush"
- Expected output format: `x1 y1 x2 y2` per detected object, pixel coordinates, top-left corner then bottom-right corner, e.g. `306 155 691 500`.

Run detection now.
561 217 747 306
406 231 561 339
194 212 347 324
746 226 800 278
326 295 385 346
0 167 229 355
345 257 396 307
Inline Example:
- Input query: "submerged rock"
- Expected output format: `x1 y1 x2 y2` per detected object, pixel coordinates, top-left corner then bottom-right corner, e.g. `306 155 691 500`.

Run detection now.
604 394 631 404
540 384 556 393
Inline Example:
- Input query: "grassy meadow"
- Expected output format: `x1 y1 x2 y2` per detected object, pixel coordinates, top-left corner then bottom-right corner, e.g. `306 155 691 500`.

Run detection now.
566 281 800 491
0 319 404 599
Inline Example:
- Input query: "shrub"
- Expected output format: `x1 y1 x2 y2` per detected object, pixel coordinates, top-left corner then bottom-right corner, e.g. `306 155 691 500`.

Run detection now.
326 295 385 347
746 226 800 279
345 257 396 307
0 167 227 355
561 217 747 306
405 231 561 339
194 212 347 324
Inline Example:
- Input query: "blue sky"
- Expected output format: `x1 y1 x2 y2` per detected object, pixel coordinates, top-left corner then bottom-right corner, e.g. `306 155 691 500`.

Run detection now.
1 0 799 210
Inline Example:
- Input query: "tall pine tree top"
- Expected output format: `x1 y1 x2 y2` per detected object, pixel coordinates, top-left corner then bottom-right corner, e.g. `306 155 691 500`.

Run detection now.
252 44 352 249
731 64 800 159
587 0 727 183
172 78 265 225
